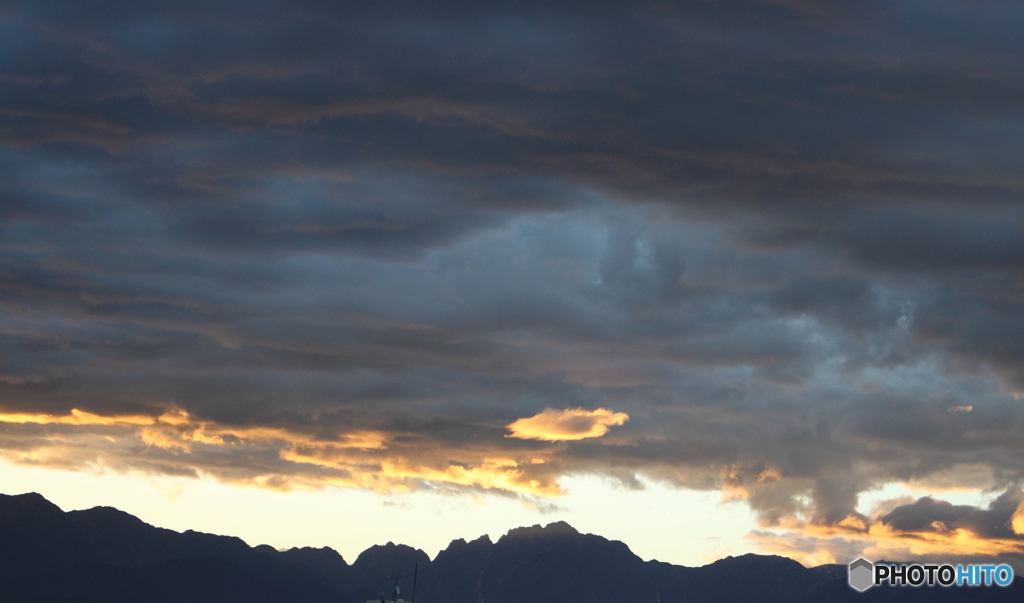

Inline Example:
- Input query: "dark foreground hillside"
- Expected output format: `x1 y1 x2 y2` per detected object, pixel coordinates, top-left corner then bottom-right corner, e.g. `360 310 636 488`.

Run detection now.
1 492 1020 603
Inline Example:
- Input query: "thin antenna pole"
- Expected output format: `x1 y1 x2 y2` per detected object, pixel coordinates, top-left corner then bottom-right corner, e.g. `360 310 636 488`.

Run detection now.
412 563 418 603
391 575 402 603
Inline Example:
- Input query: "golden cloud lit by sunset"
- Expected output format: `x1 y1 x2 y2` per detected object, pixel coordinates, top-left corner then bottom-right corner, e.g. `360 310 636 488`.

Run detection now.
506 408 629 441
0 409 158 427
751 517 1024 568
1012 501 1024 536
0 407 564 497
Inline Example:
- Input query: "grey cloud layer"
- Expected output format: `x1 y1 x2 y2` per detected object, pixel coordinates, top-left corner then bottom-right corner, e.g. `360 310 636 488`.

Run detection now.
3 0 1024 559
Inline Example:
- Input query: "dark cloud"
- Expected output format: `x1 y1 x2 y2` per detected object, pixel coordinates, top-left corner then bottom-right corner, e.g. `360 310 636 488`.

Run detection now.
881 490 1024 544
2 0 1024 565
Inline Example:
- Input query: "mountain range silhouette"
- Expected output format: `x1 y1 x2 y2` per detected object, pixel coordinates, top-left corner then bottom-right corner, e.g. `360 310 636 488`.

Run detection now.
0 492 1019 602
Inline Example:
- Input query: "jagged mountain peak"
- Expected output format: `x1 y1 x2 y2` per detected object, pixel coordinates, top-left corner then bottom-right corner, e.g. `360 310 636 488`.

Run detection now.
709 552 802 567
501 520 580 540
439 533 493 554
351 540 431 591
0 491 64 516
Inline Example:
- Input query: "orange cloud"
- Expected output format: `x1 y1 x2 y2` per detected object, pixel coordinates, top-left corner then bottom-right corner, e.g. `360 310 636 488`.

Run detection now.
749 508 1024 567
380 457 562 496
0 407 565 498
0 409 157 427
506 407 629 441
1012 501 1024 536
0 408 391 454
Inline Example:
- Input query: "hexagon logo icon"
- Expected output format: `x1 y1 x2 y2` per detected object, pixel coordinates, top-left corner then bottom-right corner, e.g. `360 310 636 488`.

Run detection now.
848 558 874 592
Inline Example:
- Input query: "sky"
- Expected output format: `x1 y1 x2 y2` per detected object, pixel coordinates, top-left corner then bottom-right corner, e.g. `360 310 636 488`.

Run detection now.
2 0 1024 570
